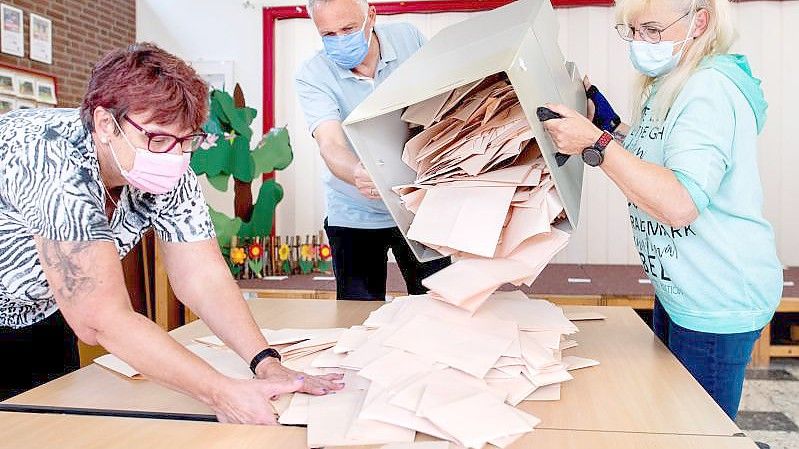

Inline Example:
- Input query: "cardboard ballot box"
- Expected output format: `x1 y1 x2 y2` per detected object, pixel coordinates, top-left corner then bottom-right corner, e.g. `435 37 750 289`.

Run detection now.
343 0 586 262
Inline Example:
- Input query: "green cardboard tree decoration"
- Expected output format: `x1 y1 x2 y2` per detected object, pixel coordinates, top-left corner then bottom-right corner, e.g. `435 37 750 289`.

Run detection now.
191 85 293 273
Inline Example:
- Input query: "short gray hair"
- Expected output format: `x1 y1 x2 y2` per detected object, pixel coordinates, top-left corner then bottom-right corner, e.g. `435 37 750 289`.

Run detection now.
307 0 368 19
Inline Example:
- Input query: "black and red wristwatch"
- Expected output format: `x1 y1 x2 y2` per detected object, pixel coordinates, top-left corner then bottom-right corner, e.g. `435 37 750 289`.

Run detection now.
582 130 613 167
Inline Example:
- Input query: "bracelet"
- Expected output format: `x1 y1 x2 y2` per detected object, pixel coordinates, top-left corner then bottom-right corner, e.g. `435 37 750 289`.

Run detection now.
249 347 282 374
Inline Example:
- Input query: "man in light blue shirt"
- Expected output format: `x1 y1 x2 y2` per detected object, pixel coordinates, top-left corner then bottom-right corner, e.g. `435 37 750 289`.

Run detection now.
295 0 449 300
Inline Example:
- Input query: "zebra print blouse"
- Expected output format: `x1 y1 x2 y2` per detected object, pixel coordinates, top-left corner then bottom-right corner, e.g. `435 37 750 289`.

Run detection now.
0 108 215 329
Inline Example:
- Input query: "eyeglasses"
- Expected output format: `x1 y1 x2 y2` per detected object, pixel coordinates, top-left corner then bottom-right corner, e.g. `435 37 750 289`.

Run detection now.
124 116 208 154
615 11 691 44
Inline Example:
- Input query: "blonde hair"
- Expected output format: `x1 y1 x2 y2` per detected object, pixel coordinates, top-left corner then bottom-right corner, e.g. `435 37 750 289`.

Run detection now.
617 0 736 123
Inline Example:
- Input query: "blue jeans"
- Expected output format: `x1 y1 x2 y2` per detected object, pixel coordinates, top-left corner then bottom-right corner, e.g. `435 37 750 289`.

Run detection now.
652 298 762 420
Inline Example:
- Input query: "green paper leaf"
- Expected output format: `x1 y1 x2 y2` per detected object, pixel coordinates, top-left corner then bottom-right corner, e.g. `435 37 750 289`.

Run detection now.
282 260 292 274
248 259 263 277
206 174 230 192
238 180 284 238
318 260 332 273
208 207 242 249
212 90 254 141
298 259 314 274
231 135 255 182
191 134 233 177
252 127 294 175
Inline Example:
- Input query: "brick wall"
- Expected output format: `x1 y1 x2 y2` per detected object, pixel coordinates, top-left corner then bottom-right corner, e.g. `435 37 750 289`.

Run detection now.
0 0 136 107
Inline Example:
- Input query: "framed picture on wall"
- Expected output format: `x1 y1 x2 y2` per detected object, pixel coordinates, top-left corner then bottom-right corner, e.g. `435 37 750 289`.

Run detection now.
1 4 24 57
30 14 52 64
16 76 35 99
16 99 35 110
190 60 234 92
17 76 36 100
0 68 15 95
0 94 15 114
35 78 56 104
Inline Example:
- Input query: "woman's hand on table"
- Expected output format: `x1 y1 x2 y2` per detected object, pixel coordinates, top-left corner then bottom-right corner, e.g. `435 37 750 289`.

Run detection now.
255 358 345 396
540 103 604 156
210 375 304 424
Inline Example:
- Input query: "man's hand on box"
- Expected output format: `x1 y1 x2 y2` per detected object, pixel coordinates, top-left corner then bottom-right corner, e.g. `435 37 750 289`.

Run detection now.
354 163 381 200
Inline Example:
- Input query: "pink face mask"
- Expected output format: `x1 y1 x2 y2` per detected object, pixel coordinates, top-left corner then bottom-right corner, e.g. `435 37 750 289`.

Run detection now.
106 119 190 195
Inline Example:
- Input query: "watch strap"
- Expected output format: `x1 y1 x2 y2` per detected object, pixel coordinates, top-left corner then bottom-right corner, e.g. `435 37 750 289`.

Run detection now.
249 347 282 374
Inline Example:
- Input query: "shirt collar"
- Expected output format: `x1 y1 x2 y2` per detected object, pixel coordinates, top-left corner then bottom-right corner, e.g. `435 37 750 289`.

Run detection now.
332 23 397 80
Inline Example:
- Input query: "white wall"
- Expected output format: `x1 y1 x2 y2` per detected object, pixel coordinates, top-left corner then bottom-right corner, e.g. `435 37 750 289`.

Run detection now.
138 0 799 266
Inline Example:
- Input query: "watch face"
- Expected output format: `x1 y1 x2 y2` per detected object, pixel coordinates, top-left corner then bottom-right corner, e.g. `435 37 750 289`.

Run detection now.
583 148 603 167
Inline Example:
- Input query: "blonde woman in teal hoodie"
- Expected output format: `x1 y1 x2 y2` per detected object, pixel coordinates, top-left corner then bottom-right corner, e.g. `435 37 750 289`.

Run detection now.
541 0 782 420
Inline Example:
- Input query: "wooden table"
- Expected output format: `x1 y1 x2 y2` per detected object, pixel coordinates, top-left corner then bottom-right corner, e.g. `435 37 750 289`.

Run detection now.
4 299 743 438
0 412 758 449
232 264 799 367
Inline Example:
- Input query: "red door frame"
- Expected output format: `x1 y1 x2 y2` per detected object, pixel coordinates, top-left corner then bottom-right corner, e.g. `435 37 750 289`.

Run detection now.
261 0 614 162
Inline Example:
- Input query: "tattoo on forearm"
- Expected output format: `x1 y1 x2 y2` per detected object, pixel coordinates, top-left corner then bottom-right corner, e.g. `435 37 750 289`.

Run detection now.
40 240 96 301
611 129 628 143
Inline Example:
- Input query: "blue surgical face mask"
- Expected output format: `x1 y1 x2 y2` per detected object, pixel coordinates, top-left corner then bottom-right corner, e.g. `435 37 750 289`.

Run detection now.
628 9 697 78
322 14 373 70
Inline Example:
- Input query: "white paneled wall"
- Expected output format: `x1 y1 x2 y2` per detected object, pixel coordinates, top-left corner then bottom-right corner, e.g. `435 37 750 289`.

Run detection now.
139 1 799 266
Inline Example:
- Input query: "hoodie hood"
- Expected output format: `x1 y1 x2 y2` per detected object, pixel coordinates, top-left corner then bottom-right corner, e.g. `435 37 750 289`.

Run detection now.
700 54 768 134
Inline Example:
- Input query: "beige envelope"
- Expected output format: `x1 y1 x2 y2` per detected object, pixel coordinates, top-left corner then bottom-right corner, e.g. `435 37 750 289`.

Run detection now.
563 355 601 371
407 185 515 258
359 349 439 388
524 383 561 401
422 391 538 449
383 313 516 379
307 390 416 447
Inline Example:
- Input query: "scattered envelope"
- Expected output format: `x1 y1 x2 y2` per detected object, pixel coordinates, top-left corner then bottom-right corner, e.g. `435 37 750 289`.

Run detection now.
359 349 439 388
563 355 600 371
96 344 252 380
307 390 415 447
565 311 607 321
278 393 311 426
384 314 516 378
334 326 373 354
423 391 538 449
524 383 561 401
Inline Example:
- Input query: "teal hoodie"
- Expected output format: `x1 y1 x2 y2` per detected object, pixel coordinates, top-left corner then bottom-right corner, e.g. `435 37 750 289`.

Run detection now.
622 53 783 334
700 54 768 133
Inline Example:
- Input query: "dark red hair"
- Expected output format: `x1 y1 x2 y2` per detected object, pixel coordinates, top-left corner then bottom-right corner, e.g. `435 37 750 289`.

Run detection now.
80 42 209 133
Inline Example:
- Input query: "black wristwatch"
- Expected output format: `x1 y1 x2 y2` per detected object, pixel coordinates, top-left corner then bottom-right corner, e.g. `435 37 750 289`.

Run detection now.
582 130 613 167
249 347 282 374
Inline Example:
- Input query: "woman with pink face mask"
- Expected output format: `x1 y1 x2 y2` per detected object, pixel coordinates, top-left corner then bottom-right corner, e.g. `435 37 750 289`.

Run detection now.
0 43 344 424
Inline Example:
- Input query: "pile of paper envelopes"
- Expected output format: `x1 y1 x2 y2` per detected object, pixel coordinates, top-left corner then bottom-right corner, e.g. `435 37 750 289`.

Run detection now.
94 293 602 448
279 292 600 448
343 0 587 310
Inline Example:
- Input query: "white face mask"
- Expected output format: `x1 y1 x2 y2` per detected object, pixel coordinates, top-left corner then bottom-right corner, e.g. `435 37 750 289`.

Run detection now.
628 5 697 78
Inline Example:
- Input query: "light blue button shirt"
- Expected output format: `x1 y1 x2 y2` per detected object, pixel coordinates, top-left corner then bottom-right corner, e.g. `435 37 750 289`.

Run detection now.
295 22 426 229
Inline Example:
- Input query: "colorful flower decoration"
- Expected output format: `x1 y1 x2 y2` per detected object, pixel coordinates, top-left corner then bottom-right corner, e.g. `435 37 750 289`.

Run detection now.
230 247 246 265
300 244 313 260
278 244 290 261
248 242 263 260
200 133 219 150
319 244 332 261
